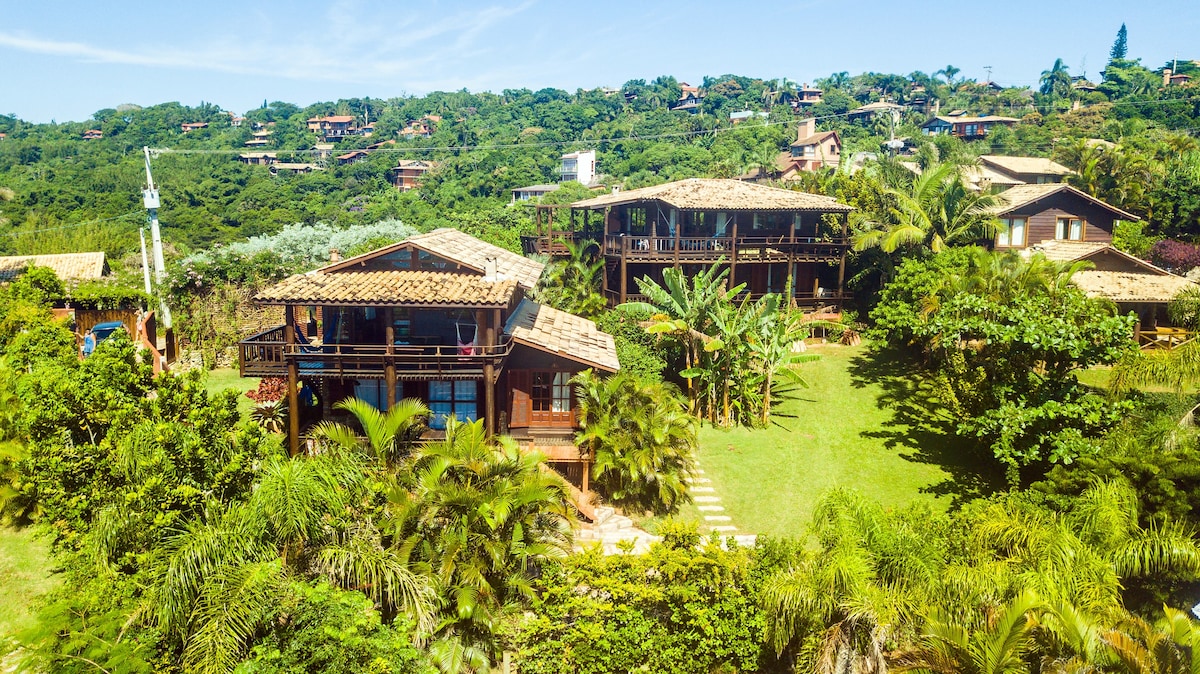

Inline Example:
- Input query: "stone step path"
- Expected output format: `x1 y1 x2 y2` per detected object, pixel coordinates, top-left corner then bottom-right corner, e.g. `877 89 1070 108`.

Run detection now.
690 461 757 548
574 504 661 555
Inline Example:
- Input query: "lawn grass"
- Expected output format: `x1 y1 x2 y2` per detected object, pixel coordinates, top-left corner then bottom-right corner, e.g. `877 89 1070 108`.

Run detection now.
204 368 260 420
683 342 1005 539
0 526 57 646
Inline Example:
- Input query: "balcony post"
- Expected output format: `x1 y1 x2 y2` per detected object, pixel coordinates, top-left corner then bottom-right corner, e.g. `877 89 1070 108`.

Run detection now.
285 307 300 457
481 308 496 436
837 213 848 301
673 215 681 269
619 235 628 305
384 307 396 409
729 220 739 286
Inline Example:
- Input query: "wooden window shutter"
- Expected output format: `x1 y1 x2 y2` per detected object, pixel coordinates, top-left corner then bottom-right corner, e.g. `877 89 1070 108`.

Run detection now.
510 370 531 428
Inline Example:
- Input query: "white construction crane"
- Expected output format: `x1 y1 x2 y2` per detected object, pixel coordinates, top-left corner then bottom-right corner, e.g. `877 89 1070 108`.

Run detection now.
142 146 173 334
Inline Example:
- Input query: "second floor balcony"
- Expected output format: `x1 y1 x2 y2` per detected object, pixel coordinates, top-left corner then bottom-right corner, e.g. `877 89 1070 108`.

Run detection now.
239 324 510 379
601 233 848 264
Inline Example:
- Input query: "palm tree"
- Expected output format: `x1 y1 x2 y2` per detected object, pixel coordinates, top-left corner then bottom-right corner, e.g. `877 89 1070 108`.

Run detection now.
1040 58 1073 98
853 162 1002 254
935 65 961 86
891 591 1041 674
574 371 697 514
310 397 429 471
389 420 573 670
532 238 606 319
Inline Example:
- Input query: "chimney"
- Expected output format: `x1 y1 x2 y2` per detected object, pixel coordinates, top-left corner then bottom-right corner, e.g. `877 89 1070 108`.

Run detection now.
612 185 621 194
329 247 341 263
798 117 816 141
483 256 498 282
1164 68 1173 87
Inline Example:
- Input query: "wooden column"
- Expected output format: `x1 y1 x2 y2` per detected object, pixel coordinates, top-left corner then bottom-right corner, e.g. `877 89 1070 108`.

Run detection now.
582 459 590 495
384 307 396 410
837 214 848 300
729 220 739 287
285 306 300 457
619 236 628 304
480 308 496 436
673 211 681 269
788 215 797 303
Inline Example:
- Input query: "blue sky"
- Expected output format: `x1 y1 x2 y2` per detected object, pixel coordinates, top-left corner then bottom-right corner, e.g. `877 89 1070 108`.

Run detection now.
2 0 1197 123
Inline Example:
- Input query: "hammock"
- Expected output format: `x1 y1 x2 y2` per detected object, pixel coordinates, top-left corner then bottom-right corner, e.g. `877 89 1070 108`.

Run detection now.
456 322 478 357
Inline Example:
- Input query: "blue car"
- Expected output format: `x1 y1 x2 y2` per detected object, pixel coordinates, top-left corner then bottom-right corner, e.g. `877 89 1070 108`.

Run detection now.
91 321 126 343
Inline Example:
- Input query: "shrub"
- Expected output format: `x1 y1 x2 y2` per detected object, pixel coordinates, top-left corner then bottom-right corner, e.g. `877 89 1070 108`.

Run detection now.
1150 238 1200 273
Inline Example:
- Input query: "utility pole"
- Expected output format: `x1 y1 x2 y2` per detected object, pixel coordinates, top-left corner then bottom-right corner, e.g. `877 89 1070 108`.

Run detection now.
143 146 174 360
138 227 152 296
984 65 993 84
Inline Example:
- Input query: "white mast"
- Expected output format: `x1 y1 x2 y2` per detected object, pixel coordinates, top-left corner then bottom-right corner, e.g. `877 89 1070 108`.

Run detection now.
142 147 172 330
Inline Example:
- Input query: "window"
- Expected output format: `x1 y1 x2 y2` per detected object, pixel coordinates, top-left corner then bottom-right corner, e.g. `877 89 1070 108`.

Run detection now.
996 217 1026 247
1056 217 1084 241
532 372 571 413
428 380 477 430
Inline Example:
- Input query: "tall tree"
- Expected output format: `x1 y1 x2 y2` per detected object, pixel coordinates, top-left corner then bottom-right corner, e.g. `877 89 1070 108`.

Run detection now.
1110 23 1128 63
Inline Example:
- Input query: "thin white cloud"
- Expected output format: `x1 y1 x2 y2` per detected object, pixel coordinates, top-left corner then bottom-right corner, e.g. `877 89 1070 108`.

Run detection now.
0 1 537 88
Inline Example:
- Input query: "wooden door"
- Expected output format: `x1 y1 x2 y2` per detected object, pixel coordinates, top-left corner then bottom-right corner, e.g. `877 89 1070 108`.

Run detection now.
531 372 574 427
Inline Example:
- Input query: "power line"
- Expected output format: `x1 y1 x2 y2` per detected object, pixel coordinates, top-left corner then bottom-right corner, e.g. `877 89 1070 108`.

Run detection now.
4 211 142 237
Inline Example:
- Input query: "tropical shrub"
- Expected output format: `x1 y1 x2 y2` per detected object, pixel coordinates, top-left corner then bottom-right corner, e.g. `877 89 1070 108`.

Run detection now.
1150 238 1200 273
574 371 697 515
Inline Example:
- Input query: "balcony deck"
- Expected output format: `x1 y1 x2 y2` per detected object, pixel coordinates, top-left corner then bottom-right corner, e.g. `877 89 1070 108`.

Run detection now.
604 288 851 307
239 325 509 379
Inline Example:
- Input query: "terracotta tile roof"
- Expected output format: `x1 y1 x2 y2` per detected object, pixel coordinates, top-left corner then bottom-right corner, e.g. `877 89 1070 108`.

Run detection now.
504 299 619 372
571 178 853 212
253 270 516 306
0 252 107 282
791 130 839 147
1071 270 1196 303
988 183 1140 220
322 228 544 289
980 155 1073 176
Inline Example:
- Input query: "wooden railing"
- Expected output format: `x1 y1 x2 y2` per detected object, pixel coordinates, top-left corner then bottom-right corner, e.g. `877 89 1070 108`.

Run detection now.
1138 328 1196 351
239 326 510 378
520 232 586 256
601 234 847 262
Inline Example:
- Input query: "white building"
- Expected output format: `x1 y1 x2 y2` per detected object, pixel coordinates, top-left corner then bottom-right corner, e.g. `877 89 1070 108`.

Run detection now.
559 150 596 185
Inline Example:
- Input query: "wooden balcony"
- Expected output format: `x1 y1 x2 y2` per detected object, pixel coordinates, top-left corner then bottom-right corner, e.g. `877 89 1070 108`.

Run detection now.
521 232 585 256
601 234 847 264
603 288 850 307
239 325 510 378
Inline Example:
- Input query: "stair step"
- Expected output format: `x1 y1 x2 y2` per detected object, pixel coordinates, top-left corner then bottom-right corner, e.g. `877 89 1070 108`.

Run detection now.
693 496 721 503
689 477 712 484
704 515 732 522
697 505 725 512
709 525 738 532
691 487 715 493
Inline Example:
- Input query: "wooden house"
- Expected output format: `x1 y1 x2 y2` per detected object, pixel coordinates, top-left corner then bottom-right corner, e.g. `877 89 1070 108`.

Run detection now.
792 84 824 108
921 114 1017 139
270 162 322 175
670 83 704 113
238 229 618 503
389 160 437 191
82 129 103 140
306 115 358 141
989 183 1136 251
782 118 841 173
511 184 560 203
181 122 209 133
0 252 109 283
238 152 277 166
523 178 854 308
336 150 370 165
1026 240 1197 349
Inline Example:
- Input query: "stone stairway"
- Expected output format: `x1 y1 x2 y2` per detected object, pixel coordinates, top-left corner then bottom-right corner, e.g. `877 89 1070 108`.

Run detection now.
575 505 661 555
690 465 757 548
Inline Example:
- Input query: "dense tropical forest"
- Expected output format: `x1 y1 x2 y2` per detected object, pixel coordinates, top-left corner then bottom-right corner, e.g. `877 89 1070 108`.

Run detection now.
6 22 1200 674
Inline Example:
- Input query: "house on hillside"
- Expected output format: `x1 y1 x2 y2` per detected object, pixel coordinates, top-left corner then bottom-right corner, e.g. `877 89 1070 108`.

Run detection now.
336 150 370 165
782 118 841 173
560 150 597 185
244 129 273 147
0 133 6 140
511 184 561 203
791 84 823 109
82 129 103 140
238 152 277 166
312 143 336 160
979 155 1073 185
989 183 1136 252
730 110 769 124
306 115 358 141
270 162 322 175
847 100 905 120
1163 68 1193 87
670 83 704 113
388 160 436 191
181 122 209 133
238 228 617 508
523 178 854 308
230 116 246 128
922 114 1017 139
1024 240 1197 349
